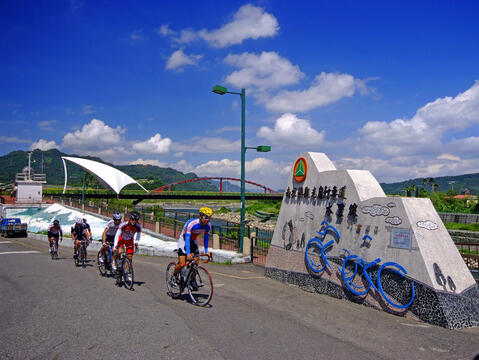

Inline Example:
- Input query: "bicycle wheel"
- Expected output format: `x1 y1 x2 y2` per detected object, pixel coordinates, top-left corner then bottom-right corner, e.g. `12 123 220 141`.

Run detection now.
74 249 80 267
187 266 213 307
50 244 56 260
305 238 327 273
122 258 134 290
341 255 370 296
98 251 107 276
166 262 182 298
377 262 415 309
80 246 86 268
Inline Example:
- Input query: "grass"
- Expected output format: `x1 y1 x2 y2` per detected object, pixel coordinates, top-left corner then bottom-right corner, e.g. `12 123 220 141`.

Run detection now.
445 222 479 231
459 248 479 255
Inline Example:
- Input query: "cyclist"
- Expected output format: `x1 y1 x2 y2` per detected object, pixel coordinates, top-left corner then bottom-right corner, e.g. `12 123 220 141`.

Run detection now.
112 211 141 272
83 218 92 242
98 212 122 264
173 207 212 288
48 219 63 254
71 217 89 259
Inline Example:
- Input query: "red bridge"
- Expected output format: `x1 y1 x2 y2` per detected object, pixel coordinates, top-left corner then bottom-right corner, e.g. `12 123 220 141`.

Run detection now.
152 177 279 194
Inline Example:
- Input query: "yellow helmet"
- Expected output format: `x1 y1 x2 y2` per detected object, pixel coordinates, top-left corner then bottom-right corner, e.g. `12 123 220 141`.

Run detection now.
199 207 213 217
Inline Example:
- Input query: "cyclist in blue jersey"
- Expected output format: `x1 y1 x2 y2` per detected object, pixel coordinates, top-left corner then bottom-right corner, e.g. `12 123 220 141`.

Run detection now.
173 207 213 288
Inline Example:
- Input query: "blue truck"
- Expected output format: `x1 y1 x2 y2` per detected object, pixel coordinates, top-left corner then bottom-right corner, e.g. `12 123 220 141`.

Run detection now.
0 218 28 237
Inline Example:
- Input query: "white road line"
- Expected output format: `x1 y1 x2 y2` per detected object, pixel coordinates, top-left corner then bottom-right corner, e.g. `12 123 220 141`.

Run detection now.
0 251 40 255
0 241 12 244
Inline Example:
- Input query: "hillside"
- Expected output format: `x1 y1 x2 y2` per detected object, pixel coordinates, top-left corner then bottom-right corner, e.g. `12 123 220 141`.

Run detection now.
0 149 217 192
380 173 479 195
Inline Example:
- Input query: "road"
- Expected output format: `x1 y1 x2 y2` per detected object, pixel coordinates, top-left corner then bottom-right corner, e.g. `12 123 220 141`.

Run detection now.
1 237 478 360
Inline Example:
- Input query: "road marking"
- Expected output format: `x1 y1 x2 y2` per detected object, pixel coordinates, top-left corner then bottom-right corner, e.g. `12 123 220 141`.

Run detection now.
0 251 40 255
215 283 225 287
400 322 430 328
0 241 12 244
210 271 264 280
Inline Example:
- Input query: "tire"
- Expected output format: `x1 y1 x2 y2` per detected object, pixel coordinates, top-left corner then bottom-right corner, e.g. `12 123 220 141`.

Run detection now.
377 262 415 309
74 250 80 267
98 251 107 276
187 266 213 307
166 262 182 299
122 258 134 290
305 239 327 273
51 244 56 260
81 246 86 268
341 255 370 296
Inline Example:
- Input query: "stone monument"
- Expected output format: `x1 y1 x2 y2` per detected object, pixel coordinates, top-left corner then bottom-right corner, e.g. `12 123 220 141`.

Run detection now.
265 152 479 328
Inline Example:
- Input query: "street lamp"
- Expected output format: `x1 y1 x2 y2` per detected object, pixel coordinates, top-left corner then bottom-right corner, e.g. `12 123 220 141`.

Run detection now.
212 85 271 252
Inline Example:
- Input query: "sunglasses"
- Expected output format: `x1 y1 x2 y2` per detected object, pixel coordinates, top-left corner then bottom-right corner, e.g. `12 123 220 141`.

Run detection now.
200 215 211 221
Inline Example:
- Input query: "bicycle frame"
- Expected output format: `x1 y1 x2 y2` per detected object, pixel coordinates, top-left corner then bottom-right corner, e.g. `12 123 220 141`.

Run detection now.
305 221 340 273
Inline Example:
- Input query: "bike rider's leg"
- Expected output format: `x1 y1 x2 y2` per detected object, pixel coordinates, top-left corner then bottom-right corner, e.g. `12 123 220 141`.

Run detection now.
49 236 54 252
73 239 79 258
112 247 122 271
174 255 187 276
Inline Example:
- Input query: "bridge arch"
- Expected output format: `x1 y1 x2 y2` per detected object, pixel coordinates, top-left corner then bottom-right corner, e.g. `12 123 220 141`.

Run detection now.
152 177 278 194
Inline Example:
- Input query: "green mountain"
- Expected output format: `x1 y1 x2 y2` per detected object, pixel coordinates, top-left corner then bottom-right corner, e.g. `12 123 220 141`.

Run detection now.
0 149 217 192
380 173 479 195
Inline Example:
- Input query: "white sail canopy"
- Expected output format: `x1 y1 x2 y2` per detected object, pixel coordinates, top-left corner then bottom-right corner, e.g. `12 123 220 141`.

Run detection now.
62 156 148 195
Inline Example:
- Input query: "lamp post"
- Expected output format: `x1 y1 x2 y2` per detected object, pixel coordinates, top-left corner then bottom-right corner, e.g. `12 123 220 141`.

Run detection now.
212 85 271 252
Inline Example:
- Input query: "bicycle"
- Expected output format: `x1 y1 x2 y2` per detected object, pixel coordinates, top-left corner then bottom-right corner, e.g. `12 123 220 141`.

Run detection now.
305 221 340 273
114 245 134 290
50 239 60 260
166 253 213 307
340 251 415 309
74 238 88 268
97 243 113 277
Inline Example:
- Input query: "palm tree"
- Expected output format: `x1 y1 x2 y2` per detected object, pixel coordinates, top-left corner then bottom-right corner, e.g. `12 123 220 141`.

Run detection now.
432 182 439 192
428 177 435 191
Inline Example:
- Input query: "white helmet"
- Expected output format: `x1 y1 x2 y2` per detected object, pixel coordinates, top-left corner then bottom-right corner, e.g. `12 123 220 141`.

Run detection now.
76 218 83 224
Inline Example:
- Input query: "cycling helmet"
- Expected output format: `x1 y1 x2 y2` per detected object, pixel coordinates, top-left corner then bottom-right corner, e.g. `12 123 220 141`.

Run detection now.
113 212 122 221
83 218 88 223
76 218 83 224
199 207 213 217
53 219 59 225
129 211 140 221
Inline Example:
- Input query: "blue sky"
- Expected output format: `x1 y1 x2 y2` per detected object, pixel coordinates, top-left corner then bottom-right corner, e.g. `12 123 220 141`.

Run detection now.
1 1 479 190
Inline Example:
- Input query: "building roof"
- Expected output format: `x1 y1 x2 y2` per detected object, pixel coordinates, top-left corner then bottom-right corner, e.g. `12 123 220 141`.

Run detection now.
61 156 148 195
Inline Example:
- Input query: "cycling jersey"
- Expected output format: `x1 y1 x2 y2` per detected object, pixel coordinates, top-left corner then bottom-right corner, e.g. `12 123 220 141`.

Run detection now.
114 221 142 248
178 218 210 255
71 224 87 240
105 220 120 237
48 224 63 236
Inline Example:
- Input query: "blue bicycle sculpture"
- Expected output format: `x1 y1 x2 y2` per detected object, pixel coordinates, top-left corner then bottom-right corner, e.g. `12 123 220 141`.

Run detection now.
339 245 415 309
305 221 340 273
305 228 415 309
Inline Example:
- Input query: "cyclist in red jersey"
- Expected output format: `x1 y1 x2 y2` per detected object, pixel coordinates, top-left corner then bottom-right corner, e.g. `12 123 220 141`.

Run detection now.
112 211 141 272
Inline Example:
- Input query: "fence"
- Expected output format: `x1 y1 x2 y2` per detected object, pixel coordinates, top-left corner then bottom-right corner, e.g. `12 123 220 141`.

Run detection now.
46 195 273 266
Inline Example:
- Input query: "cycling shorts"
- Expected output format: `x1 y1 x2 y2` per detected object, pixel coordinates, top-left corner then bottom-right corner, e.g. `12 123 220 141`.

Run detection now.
105 234 115 245
178 242 199 257
117 237 135 254
48 232 59 240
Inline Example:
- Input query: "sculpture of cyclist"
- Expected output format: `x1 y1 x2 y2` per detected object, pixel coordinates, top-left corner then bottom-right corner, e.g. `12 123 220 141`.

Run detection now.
173 207 213 287
112 211 141 272
98 212 122 264
48 219 63 254
71 217 89 259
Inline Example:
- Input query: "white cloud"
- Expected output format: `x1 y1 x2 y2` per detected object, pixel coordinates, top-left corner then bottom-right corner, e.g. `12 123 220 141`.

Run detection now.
156 24 175 37
173 152 184 158
174 137 240 153
132 133 172 155
357 81 479 158
129 30 144 42
159 5 278 48
224 51 303 90
61 119 129 159
166 49 202 70
0 135 30 143
257 113 325 147
82 105 102 115
437 153 461 161
30 139 58 151
198 4 279 48
37 120 57 131
265 72 366 112
447 136 479 155
129 158 168 167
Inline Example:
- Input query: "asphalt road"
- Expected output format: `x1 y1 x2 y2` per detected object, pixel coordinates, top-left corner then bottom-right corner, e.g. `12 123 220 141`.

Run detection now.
1 237 478 360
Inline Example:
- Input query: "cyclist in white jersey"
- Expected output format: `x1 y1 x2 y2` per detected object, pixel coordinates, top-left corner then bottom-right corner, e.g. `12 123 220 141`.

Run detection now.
99 212 122 263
